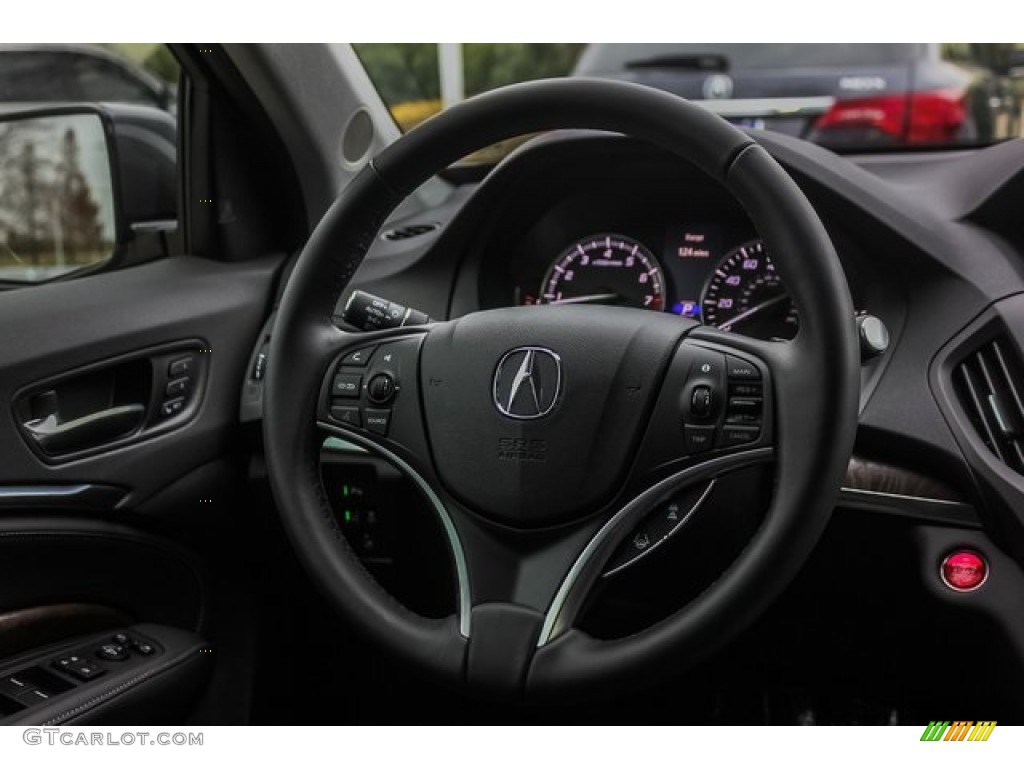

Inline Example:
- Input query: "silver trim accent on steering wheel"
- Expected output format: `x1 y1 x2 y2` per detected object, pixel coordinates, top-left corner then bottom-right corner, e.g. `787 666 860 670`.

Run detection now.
536 447 774 647
318 424 473 638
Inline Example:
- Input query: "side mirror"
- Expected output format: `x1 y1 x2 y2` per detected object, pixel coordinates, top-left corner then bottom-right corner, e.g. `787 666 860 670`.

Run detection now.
0 104 176 284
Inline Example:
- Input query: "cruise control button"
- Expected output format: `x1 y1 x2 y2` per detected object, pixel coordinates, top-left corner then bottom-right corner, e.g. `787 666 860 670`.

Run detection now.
728 396 762 411
341 346 377 367
730 382 762 398
726 355 760 380
332 374 362 399
330 405 362 428
720 425 760 447
364 409 391 436
684 425 716 453
726 396 763 424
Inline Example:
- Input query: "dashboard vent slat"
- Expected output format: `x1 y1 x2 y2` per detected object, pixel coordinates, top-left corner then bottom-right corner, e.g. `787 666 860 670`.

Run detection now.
954 336 1024 474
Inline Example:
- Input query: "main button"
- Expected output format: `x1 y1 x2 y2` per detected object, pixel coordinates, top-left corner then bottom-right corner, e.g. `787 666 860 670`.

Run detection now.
726 355 760 380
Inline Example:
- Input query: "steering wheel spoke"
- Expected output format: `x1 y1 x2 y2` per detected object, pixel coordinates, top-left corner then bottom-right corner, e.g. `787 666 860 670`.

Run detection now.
626 329 778 483
316 327 430 449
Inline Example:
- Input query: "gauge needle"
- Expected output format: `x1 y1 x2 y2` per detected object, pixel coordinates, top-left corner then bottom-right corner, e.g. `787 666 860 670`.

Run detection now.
549 292 623 305
717 294 789 331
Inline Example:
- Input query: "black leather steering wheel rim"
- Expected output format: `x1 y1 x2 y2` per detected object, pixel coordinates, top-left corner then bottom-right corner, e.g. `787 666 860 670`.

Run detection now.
263 78 860 702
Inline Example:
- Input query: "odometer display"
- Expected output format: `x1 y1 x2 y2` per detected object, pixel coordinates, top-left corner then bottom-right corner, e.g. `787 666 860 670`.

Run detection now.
538 234 666 310
701 239 798 340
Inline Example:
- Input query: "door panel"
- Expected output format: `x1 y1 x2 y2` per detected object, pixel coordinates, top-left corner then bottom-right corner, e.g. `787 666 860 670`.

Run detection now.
0 255 279 507
0 252 281 725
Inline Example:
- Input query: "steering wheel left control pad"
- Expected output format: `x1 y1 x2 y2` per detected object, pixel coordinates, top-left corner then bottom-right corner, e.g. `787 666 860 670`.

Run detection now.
323 337 422 442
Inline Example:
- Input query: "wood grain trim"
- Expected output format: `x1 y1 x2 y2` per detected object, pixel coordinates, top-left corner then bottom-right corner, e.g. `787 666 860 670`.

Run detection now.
0 603 130 660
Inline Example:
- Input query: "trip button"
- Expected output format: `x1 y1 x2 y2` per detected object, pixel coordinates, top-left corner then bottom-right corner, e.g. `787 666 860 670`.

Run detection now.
684 425 716 453
332 374 362 399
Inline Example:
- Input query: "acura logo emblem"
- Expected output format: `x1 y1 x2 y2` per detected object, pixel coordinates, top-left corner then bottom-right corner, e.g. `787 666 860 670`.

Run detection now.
702 73 734 100
492 347 562 420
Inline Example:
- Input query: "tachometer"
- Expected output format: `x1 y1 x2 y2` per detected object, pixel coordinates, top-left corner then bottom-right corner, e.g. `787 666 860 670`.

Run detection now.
701 239 798 340
537 234 666 310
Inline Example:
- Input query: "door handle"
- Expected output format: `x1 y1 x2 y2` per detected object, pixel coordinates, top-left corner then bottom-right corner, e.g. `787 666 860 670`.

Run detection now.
23 404 145 455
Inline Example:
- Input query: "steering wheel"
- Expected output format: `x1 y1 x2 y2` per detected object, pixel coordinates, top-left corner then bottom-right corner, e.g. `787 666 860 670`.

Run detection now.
264 79 859 702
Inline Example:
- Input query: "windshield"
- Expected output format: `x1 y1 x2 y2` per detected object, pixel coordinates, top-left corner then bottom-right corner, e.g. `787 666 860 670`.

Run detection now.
355 43 1024 158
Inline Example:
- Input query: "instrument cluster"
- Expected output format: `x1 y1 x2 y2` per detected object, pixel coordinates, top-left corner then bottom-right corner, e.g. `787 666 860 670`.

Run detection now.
514 221 799 341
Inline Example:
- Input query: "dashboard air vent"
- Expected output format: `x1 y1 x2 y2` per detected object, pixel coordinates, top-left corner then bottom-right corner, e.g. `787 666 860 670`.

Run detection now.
953 336 1024 473
382 222 440 242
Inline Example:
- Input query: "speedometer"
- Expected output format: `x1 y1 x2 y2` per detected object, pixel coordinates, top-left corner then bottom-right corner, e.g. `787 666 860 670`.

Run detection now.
701 239 798 340
538 234 666 310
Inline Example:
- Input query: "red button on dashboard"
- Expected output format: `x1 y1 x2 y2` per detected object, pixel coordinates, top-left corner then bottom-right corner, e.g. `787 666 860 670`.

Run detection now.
941 550 988 591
